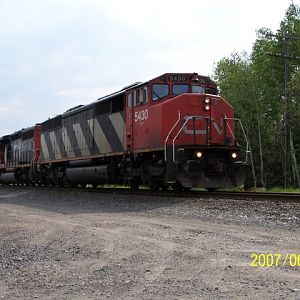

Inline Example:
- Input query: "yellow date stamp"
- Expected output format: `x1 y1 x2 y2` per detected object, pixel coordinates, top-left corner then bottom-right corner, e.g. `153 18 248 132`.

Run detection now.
250 253 300 268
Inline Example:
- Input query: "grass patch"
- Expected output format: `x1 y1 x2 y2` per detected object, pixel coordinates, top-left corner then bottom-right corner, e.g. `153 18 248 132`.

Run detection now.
267 187 300 193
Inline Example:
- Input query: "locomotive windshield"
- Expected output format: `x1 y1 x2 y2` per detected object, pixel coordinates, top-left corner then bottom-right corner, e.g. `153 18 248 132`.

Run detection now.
152 84 169 100
172 84 189 95
192 85 204 93
205 87 218 95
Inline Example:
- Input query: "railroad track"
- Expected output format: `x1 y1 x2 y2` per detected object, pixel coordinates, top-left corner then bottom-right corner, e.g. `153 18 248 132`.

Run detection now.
91 188 300 202
0 185 299 202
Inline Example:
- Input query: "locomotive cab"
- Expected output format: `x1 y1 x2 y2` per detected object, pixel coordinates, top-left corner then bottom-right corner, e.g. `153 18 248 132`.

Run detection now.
125 73 218 152
125 73 247 190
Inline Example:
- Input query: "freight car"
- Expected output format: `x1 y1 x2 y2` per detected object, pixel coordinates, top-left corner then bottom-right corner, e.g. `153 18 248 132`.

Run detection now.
0 73 247 190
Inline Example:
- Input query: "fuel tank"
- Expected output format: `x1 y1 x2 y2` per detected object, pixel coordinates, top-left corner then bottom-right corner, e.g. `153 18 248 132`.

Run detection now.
1 172 17 184
66 165 111 185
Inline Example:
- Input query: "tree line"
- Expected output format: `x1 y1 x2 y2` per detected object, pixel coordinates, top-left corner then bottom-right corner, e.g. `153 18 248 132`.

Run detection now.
214 3 300 189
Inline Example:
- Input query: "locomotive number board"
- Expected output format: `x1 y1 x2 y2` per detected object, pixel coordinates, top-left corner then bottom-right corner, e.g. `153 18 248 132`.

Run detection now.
169 75 207 84
169 75 187 82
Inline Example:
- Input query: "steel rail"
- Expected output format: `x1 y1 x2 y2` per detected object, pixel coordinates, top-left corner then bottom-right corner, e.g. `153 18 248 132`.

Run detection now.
0 185 299 202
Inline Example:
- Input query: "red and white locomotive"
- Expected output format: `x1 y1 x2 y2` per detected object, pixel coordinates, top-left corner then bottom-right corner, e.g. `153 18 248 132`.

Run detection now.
0 73 246 190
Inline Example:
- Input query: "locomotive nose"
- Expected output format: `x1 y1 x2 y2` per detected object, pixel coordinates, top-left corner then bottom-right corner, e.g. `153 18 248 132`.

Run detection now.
187 95 211 111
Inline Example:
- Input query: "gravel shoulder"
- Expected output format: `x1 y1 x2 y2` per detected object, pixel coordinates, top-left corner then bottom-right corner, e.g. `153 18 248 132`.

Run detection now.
0 187 299 299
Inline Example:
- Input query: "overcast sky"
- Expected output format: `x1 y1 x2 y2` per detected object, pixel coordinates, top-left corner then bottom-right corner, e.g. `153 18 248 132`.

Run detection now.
0 0 295 136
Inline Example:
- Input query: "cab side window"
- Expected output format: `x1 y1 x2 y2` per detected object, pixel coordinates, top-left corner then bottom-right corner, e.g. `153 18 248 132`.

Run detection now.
142 87 147 104
152 84 169 101
127 93 132 108
134 87 148 106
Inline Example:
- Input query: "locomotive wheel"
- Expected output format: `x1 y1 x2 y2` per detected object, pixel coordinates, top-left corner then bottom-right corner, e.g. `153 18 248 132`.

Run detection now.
150 179 160 191
130 180 140 190
172 181 183 192
150 178 167 191
172 181 191 192
160 183 167 191
57 175 65 187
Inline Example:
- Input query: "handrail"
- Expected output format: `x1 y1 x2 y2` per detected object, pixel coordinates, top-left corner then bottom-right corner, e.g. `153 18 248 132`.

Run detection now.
172 115 208 163
164 112 181 161
224 117 250 164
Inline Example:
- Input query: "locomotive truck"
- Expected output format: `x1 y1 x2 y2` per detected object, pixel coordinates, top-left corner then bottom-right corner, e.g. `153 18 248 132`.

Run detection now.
0 73 247 190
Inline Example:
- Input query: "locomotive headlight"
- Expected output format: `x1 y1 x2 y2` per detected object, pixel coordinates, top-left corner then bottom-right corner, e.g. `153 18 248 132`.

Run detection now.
195 151 202 158
204 97 210 104
204 104 210 111
231 152 237 159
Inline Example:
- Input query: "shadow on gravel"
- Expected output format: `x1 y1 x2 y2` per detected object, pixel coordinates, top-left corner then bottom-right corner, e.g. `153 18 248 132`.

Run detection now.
0 186 186 215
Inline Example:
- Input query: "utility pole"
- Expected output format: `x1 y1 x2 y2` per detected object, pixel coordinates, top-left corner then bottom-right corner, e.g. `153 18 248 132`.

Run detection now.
284 33 290 189
268 33 300 188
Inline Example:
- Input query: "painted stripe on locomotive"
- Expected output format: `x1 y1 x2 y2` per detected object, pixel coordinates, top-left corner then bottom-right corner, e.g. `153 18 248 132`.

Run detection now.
72 123 91 157
50 130 62 160
54 130 66 159
62 126 75 158
96 114 124 152
93 117 112 153
87 119 100 156
65 125 82 158
109 113 125 147
40 111 125 162
41 134 50 161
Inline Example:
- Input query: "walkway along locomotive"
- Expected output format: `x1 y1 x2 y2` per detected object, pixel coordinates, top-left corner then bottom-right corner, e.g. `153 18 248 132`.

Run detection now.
0 73 248 190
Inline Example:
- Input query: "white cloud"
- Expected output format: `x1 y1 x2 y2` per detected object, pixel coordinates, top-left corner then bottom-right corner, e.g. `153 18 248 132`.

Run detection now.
0 107 9 113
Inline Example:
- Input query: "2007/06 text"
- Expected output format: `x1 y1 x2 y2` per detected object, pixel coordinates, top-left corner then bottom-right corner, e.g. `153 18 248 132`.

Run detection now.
250 253 300 268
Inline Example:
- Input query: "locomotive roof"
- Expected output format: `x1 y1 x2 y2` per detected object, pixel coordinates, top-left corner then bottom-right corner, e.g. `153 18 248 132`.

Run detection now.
8 126 35 141
22 126 35 133
0 135 10 142
96 81 144 102
61 73 215 118
62 82 145 118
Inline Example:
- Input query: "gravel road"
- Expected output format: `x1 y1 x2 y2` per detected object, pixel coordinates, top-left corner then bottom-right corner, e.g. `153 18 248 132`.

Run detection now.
0 186 299 299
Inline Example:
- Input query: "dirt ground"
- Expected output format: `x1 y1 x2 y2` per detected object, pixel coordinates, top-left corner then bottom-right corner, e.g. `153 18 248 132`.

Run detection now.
0 186 299 299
